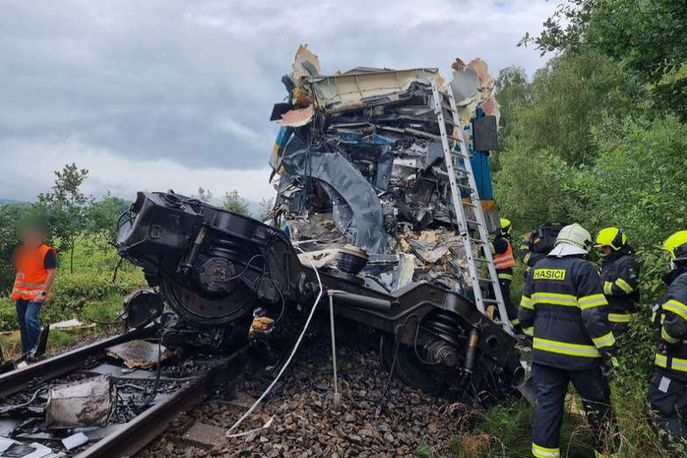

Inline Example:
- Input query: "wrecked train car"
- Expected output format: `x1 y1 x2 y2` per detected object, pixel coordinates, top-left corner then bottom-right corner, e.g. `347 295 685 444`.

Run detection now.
270 45 501 296
116 46 525 401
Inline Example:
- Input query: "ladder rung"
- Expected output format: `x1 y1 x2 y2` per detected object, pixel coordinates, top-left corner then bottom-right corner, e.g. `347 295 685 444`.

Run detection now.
463 201 476 208
455 183 473 190
475 257 490 263
466 219 479 225
482 299 499 304
477 277 497 283
469 238 488 245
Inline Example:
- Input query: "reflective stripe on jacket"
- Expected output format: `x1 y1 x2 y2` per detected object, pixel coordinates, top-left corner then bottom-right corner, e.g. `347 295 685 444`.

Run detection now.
600 250 640 320
518 255 616 370
10 244 56 301
654 271 687 382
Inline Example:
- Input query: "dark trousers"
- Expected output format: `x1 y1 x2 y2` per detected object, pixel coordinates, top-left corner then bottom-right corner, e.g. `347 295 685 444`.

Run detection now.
15 299 43 354
532 363 618 457
647 372 687 451
499 279 518 321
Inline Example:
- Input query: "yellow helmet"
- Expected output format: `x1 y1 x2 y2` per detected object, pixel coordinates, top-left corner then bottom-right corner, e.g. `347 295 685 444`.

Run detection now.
664 231 687 261
500 218 512 235
594 227 627 251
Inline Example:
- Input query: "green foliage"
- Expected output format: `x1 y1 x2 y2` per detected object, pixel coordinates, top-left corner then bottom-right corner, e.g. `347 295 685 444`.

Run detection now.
451 401 591 457
258 197 275 221
36 163 93 273
87 193 131 242
523 0 687 119
222 190 250 216
493 66 531 162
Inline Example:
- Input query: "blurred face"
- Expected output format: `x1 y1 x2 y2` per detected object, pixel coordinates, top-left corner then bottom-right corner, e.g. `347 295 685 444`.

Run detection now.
20 227 44 247
602 246 612 256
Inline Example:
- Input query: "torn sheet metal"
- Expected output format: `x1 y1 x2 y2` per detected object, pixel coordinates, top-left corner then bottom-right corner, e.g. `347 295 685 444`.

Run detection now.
45 375 115 430
106 340 169 369
269 45 502 296
276 106 314 127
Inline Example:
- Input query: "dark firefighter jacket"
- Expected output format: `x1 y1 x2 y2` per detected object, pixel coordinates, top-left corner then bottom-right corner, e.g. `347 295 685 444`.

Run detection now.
654 270 687 382
518 255 617 371
600 249 640 324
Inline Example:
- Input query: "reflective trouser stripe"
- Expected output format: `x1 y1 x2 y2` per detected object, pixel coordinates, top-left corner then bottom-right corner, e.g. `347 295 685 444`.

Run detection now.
533 338 601 358
608 312 637 323
523 326 534 336
532 443 560 457
498 272 513 281
510 318 520 326
655 353 687 372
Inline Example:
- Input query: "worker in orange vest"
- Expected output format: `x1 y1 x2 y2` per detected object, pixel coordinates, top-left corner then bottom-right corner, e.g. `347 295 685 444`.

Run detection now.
492 218 519 331
10 224 57 355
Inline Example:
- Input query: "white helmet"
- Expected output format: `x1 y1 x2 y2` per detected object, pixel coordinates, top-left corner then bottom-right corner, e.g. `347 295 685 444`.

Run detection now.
548 223 592 257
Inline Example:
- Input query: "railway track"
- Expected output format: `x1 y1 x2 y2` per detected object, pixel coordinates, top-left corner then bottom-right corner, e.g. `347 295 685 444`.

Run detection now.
0 327 250 458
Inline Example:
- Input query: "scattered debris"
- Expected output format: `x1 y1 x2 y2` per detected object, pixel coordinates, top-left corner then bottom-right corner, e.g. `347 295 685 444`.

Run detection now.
50 320 95 331
178 422 228 449
60 432 88 451
45 375 115 430
0 437 61 458
106 340 169 369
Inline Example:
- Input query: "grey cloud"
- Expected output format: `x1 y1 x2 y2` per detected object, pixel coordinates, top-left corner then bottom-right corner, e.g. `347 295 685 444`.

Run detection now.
0 0 555 182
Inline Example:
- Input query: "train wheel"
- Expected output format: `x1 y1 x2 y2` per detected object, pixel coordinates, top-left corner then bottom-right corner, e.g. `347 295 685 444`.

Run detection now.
379 335 445 394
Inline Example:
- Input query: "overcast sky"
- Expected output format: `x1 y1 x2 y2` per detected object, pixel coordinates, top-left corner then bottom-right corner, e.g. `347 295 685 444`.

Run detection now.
0 0 558 204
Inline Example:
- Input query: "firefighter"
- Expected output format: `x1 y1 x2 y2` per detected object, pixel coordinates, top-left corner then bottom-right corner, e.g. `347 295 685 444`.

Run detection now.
9 223 57 356
519 222 566 278
492 218 519 330
595 227 640 337
519 223 619 458
647 230 687 449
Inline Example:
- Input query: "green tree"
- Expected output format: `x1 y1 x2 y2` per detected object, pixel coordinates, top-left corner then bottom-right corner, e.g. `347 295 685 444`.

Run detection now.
222 190 250 216
522 0 687 119
493 66 531 152
258 197 274 221
37 163 92 273
195 187 213 203
87 193 131 242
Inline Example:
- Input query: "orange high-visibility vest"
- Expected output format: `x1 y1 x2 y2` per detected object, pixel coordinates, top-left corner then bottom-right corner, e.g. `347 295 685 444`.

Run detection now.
10 244 56 301
493 239 515 270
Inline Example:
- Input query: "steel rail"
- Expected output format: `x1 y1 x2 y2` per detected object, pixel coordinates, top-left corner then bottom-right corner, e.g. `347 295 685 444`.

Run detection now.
75 344 249 458
0 326 156 399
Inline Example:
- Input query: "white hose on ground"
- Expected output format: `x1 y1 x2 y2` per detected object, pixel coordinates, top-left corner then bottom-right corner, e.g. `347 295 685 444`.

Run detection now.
225 247 324 438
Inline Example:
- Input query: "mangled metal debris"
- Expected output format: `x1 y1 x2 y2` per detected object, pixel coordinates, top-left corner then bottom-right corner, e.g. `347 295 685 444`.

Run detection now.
270 45 501 296
44 376 115 430
105 340 169 369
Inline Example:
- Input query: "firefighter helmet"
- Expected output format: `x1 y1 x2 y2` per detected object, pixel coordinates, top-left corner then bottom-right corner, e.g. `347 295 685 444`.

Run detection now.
551 223 592 256
594 227 627 251
664 231 687 262
500 218 512 235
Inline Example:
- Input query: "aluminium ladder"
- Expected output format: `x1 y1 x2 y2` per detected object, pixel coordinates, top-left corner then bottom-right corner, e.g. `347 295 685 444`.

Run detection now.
430 78 513 335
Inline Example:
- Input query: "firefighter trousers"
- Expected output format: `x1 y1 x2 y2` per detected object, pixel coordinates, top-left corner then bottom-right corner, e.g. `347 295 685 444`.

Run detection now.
531 363 618 457
647 372 687 450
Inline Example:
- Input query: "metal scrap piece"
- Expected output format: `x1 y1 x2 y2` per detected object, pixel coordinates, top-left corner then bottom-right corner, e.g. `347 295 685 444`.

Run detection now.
106 340 169 369
44 375 115 430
